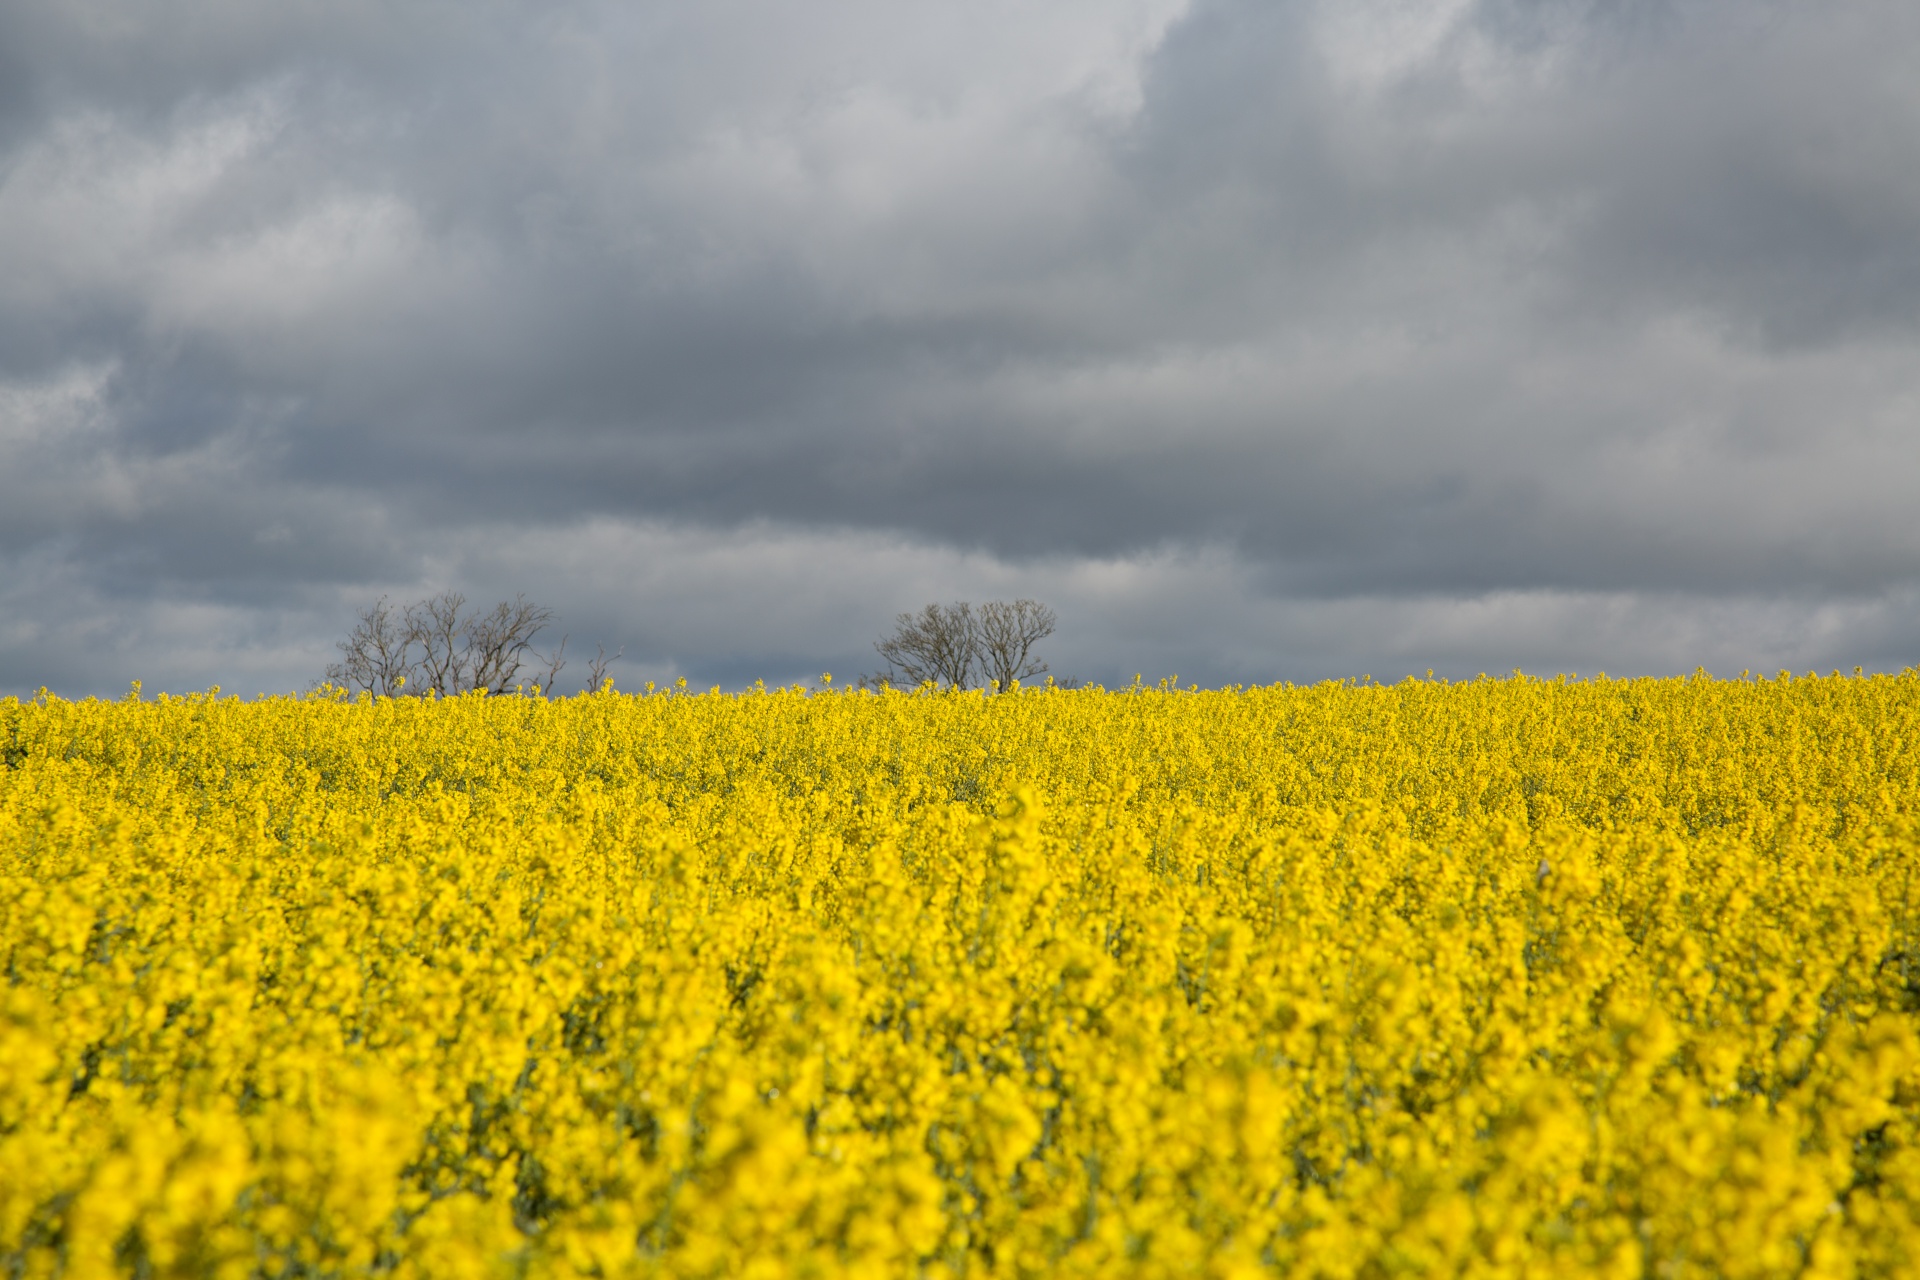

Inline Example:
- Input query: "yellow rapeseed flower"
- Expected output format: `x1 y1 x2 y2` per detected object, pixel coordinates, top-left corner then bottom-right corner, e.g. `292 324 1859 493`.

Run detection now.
1 673 1918 1275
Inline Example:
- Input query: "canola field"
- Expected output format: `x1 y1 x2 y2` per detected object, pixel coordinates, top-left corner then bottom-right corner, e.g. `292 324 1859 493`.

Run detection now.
4 673 1920 1279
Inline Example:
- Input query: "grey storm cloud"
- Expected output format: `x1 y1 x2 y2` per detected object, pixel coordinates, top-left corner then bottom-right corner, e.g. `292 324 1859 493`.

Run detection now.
2 0 1919 696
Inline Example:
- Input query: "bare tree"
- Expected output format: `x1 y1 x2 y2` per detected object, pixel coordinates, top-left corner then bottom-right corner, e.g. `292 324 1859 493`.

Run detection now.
869 599 1055 691
324 591 568 696
976 599 1055 690
873 602 978 688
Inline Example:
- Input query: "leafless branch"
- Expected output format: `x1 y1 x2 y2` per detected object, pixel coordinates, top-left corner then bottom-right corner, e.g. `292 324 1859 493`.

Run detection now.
976 599 1055 691
465 595 556 694
585 643 622 693
324 596 414 696
408 591 470 696
535 634 569 695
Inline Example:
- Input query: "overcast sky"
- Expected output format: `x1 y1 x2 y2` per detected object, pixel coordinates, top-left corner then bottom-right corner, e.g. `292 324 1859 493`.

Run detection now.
3 0 1918 696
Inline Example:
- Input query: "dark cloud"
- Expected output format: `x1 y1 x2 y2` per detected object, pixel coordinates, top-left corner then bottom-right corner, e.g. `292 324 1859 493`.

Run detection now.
3 0 1918 697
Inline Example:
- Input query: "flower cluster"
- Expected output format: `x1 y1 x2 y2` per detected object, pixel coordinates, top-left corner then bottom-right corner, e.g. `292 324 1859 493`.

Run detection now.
3 672 1920 1277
